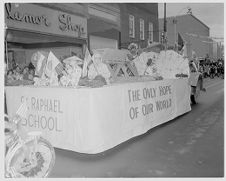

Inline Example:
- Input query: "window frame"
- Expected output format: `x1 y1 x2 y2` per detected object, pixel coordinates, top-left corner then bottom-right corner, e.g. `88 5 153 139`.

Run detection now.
129 14 135 38
148 22 154 42
139 18 145 40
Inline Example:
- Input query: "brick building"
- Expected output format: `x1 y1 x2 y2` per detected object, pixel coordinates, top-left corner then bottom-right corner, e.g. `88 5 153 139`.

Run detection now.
86 3 159 50
159 13 213 60
119 3 159 49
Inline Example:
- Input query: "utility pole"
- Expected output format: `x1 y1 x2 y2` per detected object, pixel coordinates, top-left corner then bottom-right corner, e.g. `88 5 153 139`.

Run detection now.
163 3 167 50
173 18 177 51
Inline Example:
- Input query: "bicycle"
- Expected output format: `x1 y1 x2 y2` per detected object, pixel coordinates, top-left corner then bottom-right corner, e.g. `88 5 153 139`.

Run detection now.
4 103 55 178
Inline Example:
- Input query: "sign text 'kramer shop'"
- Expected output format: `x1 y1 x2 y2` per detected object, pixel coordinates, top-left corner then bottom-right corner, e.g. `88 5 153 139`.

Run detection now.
5 3 87 38
127 85 173 120
20 96 63 132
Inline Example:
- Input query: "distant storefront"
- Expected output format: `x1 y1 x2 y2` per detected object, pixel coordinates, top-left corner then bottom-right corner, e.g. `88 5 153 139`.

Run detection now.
5 3 88 69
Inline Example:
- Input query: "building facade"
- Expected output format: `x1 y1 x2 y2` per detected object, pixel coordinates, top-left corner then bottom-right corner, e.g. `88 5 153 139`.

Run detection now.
119 3 159 49
213 40 224 61
87 3 120 51
5 3 88 68
5 3 160 69
159 14 213 60
87 3 159 51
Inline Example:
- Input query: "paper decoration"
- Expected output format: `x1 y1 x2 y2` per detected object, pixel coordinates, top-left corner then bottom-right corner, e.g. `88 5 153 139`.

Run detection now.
60 55 82 87
55 63 64 75
132 53 147 75
82 48 92 77
49 71 59 86
181 43 188 57
63 55 83 66
131 49 189 79
45 51 62 78
133 51 159 76
33 77 50 86
156 50 190 79
88 53 111 83
31 51 48 77
16 101 28 119
88 64 98 80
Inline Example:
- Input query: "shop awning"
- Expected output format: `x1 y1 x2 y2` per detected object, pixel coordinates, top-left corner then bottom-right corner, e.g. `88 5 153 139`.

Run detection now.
6 29 87 49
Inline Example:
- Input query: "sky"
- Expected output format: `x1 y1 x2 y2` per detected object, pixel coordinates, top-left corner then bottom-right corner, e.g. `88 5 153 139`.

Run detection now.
158 3 224 41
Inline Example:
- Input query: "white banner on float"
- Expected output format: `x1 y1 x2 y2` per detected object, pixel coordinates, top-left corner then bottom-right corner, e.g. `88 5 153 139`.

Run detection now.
5 79 191 154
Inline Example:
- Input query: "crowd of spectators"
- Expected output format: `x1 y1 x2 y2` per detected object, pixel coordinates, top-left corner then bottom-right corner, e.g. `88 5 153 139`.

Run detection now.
198 59 224 79
5 62 36 83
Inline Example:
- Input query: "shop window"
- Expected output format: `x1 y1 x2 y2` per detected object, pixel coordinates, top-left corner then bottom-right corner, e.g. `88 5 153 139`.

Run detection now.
140 18 144 40
148 22 153 42
129 15 135 38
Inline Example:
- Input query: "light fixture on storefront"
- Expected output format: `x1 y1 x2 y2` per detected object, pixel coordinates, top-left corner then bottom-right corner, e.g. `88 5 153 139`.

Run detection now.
6 32 14 42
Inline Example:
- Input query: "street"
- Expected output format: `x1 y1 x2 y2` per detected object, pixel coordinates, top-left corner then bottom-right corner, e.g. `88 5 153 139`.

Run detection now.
50 77 224 178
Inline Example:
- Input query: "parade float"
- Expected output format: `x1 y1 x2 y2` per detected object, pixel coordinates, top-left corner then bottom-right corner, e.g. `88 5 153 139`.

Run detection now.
5 43 193 154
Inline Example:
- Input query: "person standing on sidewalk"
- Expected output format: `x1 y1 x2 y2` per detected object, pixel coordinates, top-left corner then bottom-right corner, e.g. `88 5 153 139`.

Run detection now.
210 64 215 79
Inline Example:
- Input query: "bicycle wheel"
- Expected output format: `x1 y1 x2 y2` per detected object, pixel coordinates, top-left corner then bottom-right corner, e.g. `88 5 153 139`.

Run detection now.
5 137 55 178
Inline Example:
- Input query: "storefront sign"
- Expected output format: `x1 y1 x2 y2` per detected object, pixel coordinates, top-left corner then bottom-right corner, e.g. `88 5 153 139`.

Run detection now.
58 13 85 37
5 3 51 27
5 3 87 38
6 79 191 154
